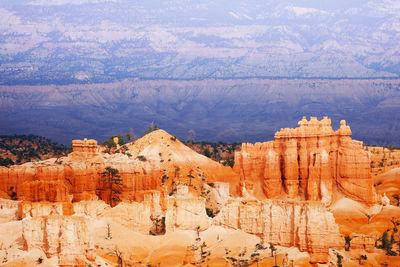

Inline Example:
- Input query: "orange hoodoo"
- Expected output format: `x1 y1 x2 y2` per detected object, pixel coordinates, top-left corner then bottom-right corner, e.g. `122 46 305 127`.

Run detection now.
234 116 377 205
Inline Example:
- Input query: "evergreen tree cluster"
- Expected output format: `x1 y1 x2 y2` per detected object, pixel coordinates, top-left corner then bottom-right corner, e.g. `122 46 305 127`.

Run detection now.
0 134 68 167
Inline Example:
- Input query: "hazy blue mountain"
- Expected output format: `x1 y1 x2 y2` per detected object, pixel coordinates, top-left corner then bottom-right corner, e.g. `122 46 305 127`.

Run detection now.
1 79 400 146
1 1 399 145
0 0 399 84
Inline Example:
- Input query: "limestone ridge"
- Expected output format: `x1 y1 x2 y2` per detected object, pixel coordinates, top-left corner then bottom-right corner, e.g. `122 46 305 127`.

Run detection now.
234 116 377 205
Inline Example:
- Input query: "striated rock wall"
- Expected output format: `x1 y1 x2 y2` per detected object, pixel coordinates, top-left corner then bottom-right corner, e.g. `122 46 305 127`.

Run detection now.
14 188 342 264
234 116 376 205
22 215 96 267
349 234 375 252
213 198 343 263
22 180 71 202
0 152 163 205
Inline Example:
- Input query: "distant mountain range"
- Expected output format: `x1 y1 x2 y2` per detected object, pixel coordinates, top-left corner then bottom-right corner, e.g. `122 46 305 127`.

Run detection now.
1 79 399 146
1 1 400 145
0 0 400 84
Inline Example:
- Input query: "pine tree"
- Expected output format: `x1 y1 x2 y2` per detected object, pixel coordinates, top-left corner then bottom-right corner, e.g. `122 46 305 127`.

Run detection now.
102 167 122 207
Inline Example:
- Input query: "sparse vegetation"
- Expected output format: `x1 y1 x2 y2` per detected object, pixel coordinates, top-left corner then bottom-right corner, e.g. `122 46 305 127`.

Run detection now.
358 254 367 265
364 213 372 224
106 223 112 240
36 257 43 264
102 167 122 207
108 246 124 267
393 194 400 206
205 208 215 218
149 217 166 236
9 186 17 200
142 123 159 137
185 141 240 167
137 155 147 161
345 235 352 251
101 134 129 153
203 148 212 158
0 134 68 166
187 170 194 185
336 253 343 267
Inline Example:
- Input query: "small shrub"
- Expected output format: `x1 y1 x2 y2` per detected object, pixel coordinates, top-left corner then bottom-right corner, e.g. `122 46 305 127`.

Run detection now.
206 208 215 218
337 254 343 267
137 155 147 161
345 235 352 251
37 257 43 264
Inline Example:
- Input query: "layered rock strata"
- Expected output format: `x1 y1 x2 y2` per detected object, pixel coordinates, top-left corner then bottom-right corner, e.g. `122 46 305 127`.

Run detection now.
0 130 238 203
0 146 163 204
349 234 375 252
213 198 343 263
11 183 343 264
234 116 376 205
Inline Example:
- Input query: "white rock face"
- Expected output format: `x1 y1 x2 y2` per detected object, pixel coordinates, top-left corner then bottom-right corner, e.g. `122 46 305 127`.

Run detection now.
213 199 343 263
382 193 390 206
22 215 96 266
166 197 211 232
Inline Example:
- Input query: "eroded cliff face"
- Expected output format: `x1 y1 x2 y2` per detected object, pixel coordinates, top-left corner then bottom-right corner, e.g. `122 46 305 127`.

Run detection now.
0 146 163 205
0 131 239 204
22 215 95 267
213 198 343 263
15 187 343 264
0 127 375 265
234 116 377 205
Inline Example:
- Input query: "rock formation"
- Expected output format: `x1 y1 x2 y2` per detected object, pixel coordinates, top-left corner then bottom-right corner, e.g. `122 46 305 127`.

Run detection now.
349 234 375 252
0 130 239 204
234 116 377 205
0 126 382 265
22 180 70 202
22 215 96 266
213 198 343 263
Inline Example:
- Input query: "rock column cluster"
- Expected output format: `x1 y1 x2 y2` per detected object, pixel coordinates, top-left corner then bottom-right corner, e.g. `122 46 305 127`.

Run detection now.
234 117 376 205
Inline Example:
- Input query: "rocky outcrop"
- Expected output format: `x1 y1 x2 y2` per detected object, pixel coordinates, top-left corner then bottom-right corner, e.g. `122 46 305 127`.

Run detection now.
71 138 98 154
0 198 19 222
18 201 74 219
166 196 211 232
234 116 376 205
349 234 375 252
22 215 96 266
0 131 238 204
0 153 163 205
213 198 343 263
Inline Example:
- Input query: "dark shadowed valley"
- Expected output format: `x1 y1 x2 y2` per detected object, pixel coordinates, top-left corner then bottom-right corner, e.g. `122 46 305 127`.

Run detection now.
1 78 399 146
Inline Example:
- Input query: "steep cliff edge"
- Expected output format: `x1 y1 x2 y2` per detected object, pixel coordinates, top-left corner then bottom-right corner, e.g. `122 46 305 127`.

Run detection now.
234 116 377 205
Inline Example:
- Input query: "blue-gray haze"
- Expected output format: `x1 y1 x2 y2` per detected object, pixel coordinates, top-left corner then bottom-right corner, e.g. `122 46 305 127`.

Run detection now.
0 0 399 145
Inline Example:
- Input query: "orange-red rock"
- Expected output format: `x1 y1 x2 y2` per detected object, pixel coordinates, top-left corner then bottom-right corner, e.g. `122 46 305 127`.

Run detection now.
349 234 375 252
234 116 377 205
0 131 239 204
22 180 70 202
